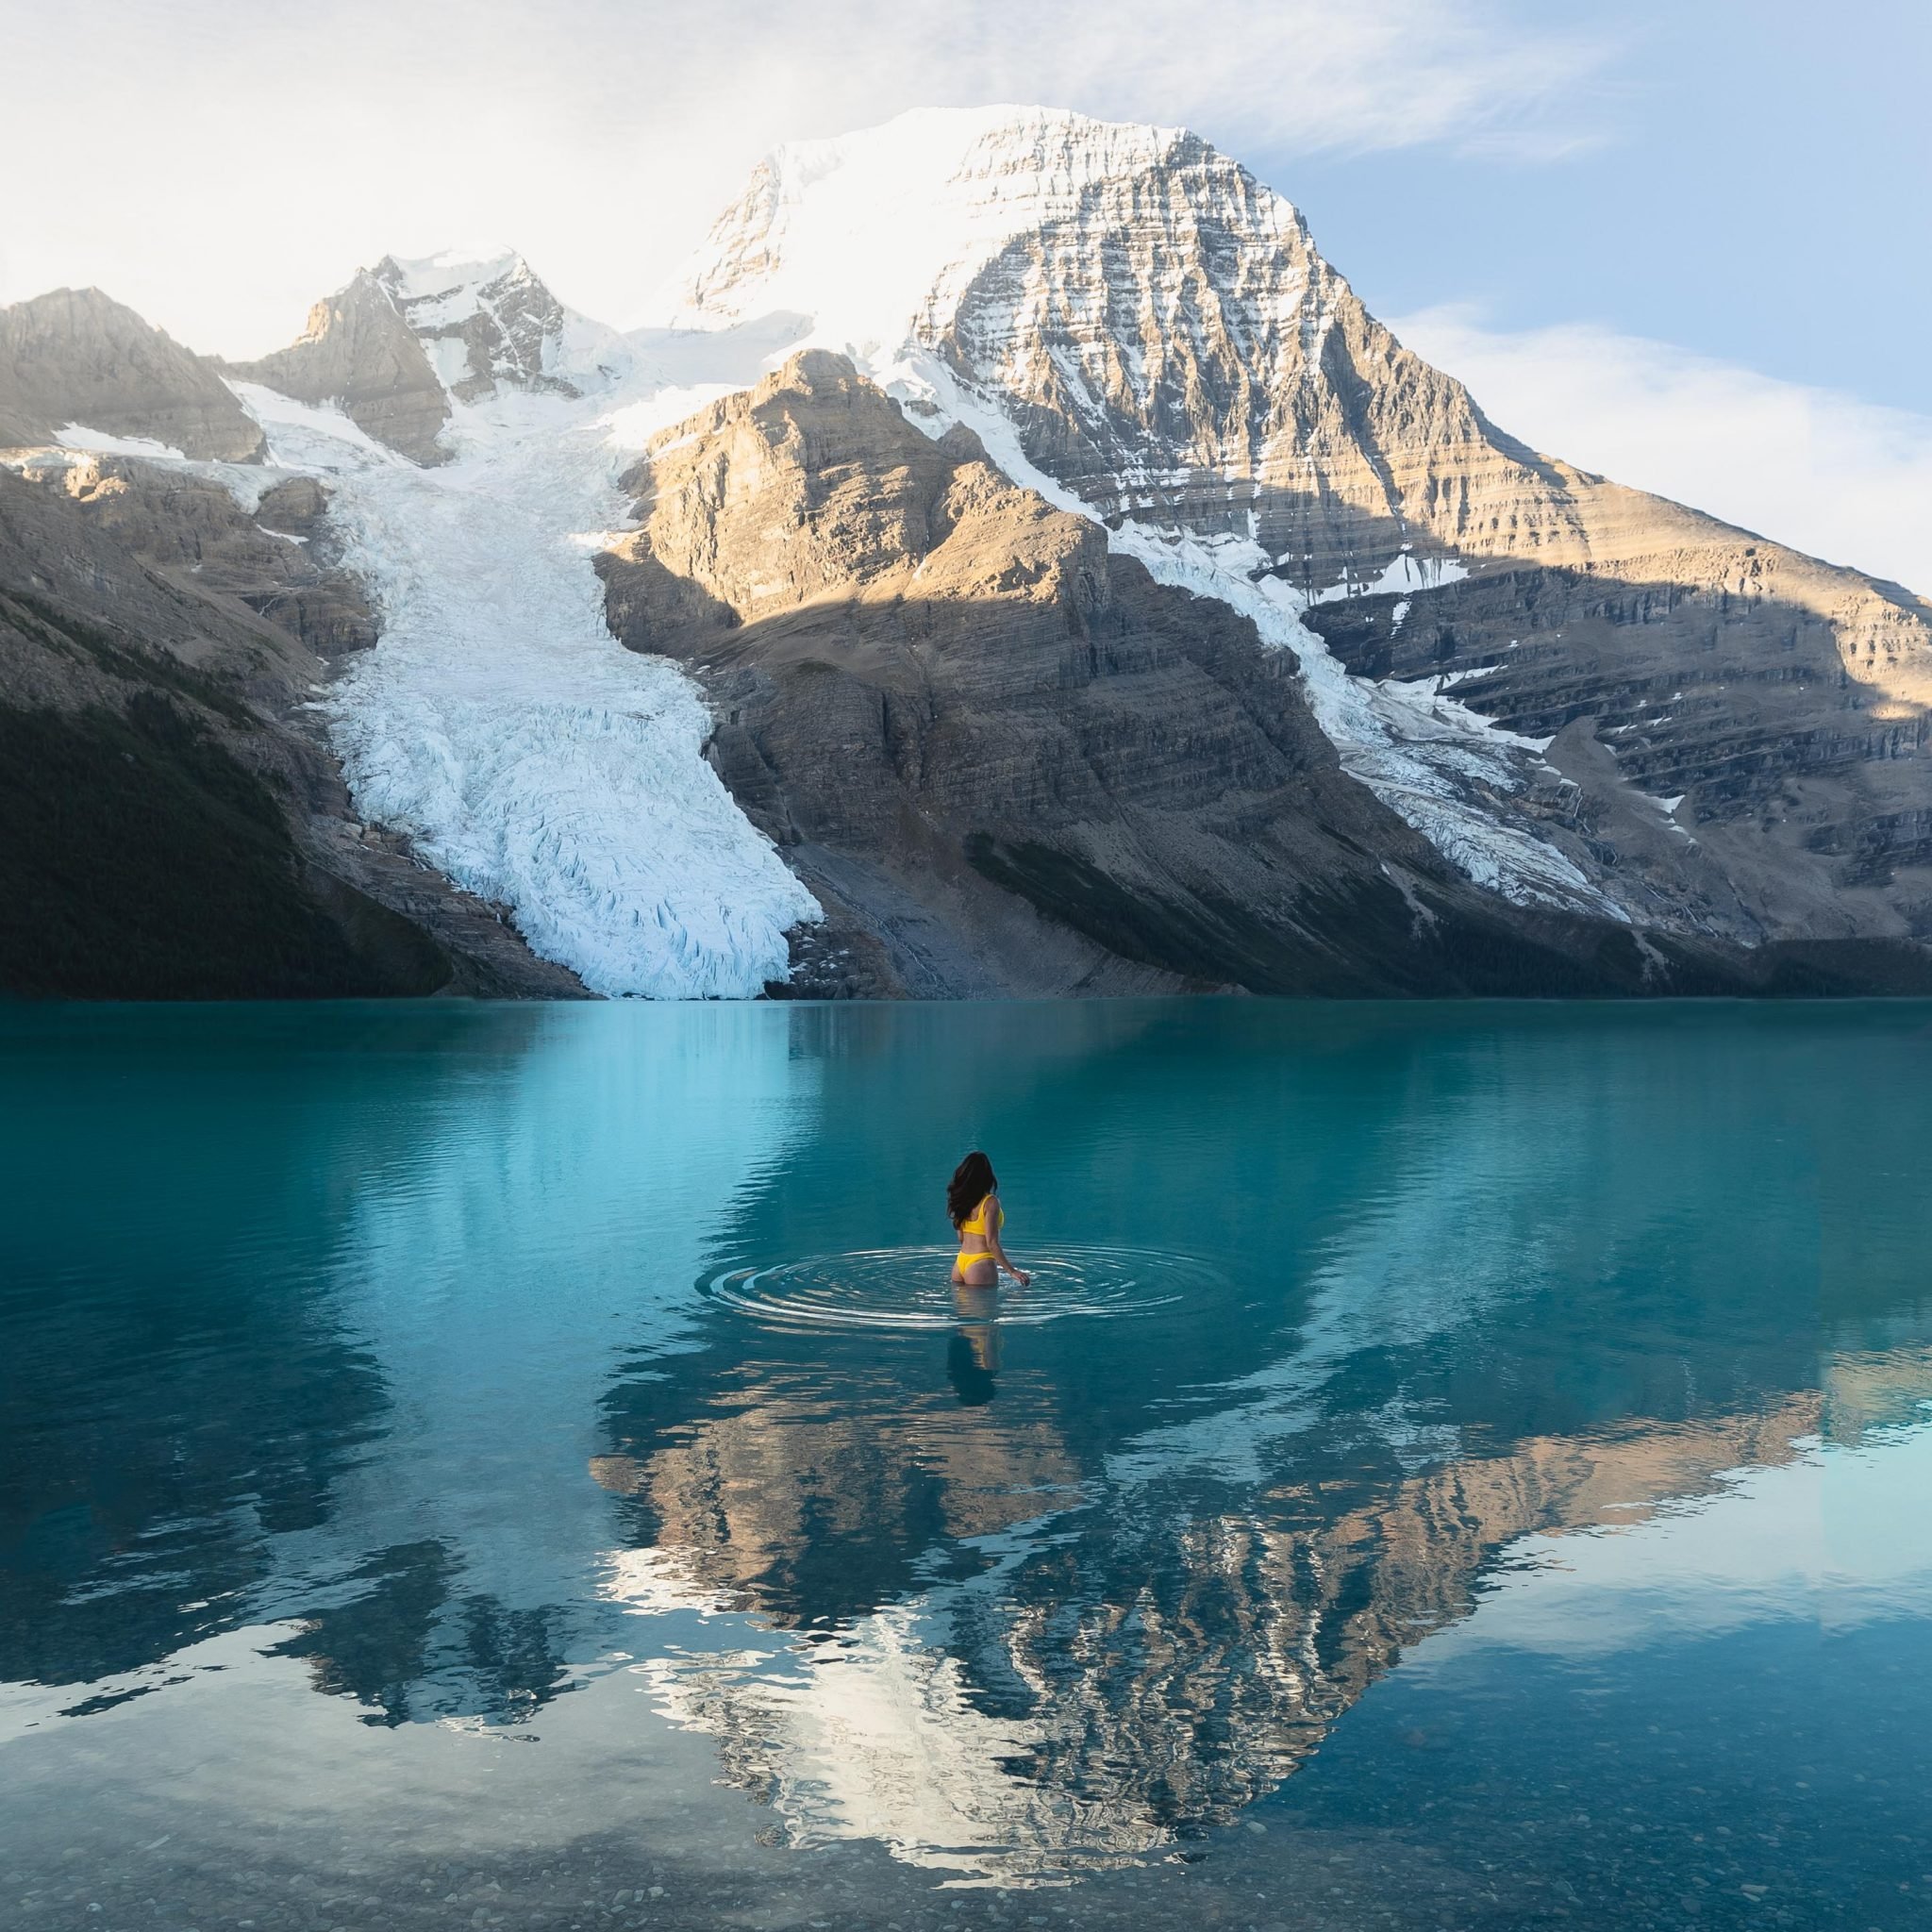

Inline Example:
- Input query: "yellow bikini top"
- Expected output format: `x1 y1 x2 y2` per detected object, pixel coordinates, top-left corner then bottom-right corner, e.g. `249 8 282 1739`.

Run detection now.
959 1193 1003 1237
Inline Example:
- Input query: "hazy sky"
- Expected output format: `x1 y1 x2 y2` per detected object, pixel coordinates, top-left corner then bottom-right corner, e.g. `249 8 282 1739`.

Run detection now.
8 0 1929 588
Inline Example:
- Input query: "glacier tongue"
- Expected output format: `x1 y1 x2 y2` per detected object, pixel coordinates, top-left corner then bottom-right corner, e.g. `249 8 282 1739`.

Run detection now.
228 378 820 999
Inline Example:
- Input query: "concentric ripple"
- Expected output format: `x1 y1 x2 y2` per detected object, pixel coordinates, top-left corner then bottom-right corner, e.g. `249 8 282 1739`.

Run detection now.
702 1245 1226 1331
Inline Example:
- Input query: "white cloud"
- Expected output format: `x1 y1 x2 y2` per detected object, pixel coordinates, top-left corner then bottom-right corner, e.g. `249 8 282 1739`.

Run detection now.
11 2 1914 605
1392 306 1932 599
2 0 1607 357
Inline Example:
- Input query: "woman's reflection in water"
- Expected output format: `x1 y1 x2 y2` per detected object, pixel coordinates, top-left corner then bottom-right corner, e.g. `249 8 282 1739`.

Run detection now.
947 1281 1002 1406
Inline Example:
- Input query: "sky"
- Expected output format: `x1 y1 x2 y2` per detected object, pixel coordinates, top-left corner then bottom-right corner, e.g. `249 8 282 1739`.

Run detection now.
7 0 1929 589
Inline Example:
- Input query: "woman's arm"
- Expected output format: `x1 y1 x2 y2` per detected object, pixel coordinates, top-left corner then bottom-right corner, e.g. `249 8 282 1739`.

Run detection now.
983 1196 1031 1286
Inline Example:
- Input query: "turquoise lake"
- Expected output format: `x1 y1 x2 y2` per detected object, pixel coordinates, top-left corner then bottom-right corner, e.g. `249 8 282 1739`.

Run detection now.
4 998 1931 1931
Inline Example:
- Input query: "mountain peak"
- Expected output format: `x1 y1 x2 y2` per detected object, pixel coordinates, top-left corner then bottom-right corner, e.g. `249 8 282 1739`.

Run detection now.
366 247 628 406
669 104 1230 342
227 245 630 463
373 247 526 302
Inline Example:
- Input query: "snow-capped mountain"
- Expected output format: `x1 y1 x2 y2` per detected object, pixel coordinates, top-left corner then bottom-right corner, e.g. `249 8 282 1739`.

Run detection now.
667 109 1603 916
672 107 1563 591
667 107 1932 952
5 104 1932 1001
225 250 630 464
372 248 632 402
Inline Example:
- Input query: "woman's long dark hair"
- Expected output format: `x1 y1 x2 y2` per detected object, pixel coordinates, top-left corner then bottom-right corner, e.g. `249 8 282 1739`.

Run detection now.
947 1151 997 1229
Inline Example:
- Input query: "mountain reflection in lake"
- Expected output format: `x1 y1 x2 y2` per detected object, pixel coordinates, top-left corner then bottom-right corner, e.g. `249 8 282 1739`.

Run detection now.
4 1000 1930 1926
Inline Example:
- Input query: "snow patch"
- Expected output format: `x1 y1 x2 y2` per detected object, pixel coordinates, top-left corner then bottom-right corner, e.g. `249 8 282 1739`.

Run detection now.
55 424 190 460
382 245 522 302
12 429 278 511
1306 550 1470 604
421 334 474 391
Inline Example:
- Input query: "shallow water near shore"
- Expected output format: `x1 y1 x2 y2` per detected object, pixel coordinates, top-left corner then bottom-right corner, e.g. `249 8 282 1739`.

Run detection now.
4 996 1931 1930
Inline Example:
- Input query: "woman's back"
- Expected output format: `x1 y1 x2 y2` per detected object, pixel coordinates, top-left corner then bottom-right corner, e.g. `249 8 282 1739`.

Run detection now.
958 1191 1000 1241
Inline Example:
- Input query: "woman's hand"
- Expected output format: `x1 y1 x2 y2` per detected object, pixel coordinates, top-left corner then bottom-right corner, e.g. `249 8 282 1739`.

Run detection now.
1010 1268 1031 1287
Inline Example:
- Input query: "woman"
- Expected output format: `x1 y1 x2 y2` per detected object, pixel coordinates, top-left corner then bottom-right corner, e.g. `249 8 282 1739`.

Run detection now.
947 1150 1030 1288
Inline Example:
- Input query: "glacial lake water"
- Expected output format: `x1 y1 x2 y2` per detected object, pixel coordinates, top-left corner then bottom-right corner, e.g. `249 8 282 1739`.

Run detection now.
4 997 1930 1931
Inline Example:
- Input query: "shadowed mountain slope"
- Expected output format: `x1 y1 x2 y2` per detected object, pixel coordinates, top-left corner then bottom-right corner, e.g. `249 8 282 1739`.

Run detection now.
0 453 584 997
0 289 263 461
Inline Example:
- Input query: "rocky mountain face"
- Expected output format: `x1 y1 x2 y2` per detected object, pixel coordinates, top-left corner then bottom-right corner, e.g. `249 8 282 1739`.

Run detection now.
602 350 1780 996
0 289 263 460
1302 482 1932 944
372 250 628 401
225 266 454 462
675 108 1932 974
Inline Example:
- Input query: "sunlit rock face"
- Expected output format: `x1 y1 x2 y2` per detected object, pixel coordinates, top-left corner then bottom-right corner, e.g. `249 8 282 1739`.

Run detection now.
675 108 1932 957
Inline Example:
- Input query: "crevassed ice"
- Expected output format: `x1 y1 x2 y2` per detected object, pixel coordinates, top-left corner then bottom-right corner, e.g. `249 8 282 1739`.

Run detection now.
227 379 820 998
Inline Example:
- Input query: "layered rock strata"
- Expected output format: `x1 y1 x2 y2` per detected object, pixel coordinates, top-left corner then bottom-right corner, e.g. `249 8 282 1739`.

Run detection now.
674 110 1586 592
1302 476 1932 942
601 352 1884 997
0 288 263 460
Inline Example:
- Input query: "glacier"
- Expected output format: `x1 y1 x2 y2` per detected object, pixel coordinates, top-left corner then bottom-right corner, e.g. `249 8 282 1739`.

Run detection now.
226 375 820 998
